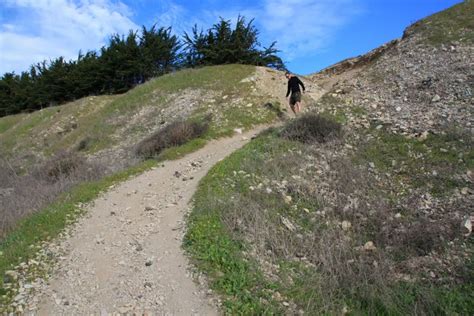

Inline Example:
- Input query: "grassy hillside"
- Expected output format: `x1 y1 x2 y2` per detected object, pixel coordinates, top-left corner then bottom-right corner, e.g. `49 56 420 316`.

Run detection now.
0 64 280 168
405 0 474 44
185 2 474 314
185 116 473 315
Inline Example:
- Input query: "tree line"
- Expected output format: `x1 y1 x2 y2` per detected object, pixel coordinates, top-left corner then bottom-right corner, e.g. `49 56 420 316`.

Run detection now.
0 16 284 117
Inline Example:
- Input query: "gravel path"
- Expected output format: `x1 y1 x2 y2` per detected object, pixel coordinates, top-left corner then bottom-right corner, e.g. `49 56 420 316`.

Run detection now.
33 128 266 315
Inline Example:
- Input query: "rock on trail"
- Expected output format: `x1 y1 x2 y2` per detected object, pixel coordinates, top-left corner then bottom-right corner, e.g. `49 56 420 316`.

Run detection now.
31 127 267 315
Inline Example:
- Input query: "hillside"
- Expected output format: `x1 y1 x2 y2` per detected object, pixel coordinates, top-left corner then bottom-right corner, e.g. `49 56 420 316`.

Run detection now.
0 65 294 170
183 2 474 315
0 1 472 314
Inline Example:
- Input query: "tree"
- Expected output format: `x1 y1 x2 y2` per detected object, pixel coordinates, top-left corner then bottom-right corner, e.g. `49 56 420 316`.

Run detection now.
183 15 284 69
140 25 181 79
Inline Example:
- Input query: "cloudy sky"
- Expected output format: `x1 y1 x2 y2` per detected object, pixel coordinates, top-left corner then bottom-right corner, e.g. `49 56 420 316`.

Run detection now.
0 0 462 75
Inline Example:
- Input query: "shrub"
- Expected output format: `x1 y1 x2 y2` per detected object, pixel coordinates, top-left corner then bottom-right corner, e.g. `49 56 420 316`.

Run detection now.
135 119 209 158
0 153 103 237
36 150 88 182
280 114 342 143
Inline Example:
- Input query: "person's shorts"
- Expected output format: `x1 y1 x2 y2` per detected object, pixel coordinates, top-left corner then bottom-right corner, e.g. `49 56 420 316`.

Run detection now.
289 91 301 106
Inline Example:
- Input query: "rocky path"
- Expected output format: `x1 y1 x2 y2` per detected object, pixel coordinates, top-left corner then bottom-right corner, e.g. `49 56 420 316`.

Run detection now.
32 127 266 315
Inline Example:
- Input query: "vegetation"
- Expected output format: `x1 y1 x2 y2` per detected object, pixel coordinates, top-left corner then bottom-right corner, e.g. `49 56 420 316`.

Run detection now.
0 64 276 164
0 16 283 117
183 16 283 69
135 118 209 158
405 0 474 44
185 121 474 314
358 127 473 196
280 113 342 143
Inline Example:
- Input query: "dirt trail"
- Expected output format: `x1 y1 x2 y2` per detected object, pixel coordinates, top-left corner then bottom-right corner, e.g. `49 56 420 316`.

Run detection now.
33 127 267 315
28 68 329 315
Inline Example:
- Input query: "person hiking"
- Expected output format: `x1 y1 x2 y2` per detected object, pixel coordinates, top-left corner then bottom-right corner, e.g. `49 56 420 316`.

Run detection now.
285 71 305 115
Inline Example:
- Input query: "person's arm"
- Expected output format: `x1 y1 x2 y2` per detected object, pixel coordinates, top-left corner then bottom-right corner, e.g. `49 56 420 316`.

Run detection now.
298 78 305 92
286 81 291 97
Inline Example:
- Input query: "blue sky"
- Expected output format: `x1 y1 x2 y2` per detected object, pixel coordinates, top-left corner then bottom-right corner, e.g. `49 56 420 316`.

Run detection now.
0 0 463 75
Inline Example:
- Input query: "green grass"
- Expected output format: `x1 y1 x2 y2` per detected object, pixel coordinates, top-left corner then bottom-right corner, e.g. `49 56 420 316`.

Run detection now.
0 114 23 134
185 134 298 314
358 128 473 196
158 138 208 161
410 0 474 45
186 125 474 315
0 64 260 162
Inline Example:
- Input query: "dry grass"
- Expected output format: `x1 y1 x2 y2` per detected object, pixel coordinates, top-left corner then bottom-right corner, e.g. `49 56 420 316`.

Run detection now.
135 119 209 159
280 114 342 143
0 152 104 237
186 130 472 314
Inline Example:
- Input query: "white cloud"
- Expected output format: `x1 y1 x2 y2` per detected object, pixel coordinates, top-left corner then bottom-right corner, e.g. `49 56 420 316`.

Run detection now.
160 0 362 64
0 0 138 74
259 0 363 61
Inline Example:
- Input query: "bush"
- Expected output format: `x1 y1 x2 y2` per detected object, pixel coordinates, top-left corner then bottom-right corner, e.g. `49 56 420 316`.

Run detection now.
280 114 342 143
135 119 209 158
0 153 103 236
37 150 88 182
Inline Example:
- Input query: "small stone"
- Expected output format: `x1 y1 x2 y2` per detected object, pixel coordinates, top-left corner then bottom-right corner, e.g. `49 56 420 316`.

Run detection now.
144 205 155 211
282 302 290 307
369 162 375 169
395 106 401 112
430 271 436 278
234 128 243 134
419 131 429 141
265 187 272 194
4 270 19 283
460 187 469 195
341 221 352 231
394 213 402 219
431 94 441 102
145 259 153 267
283 195 292 204
363 241 376 251
461 216 472 237
281 216 296 232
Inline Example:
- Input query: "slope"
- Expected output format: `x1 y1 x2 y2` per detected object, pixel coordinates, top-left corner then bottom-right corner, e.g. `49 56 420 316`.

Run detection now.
183 2 474 314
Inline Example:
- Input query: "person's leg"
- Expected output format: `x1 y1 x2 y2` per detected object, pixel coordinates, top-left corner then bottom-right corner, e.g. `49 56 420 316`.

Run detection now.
289 95 297 115
290 102 296 115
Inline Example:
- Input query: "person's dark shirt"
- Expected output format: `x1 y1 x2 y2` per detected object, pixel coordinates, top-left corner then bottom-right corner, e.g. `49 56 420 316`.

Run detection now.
286 76 305 97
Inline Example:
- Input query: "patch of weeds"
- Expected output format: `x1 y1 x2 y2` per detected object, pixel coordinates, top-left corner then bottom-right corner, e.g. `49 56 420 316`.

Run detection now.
318 92 343 107
350 105 368 117
157 138 208 161
264 101 286 119
76 136 94 152
188 125 473 315
280 114 342 143
0 114 23 134
135 118 209 159
407 0 474 45
357 128 472 196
